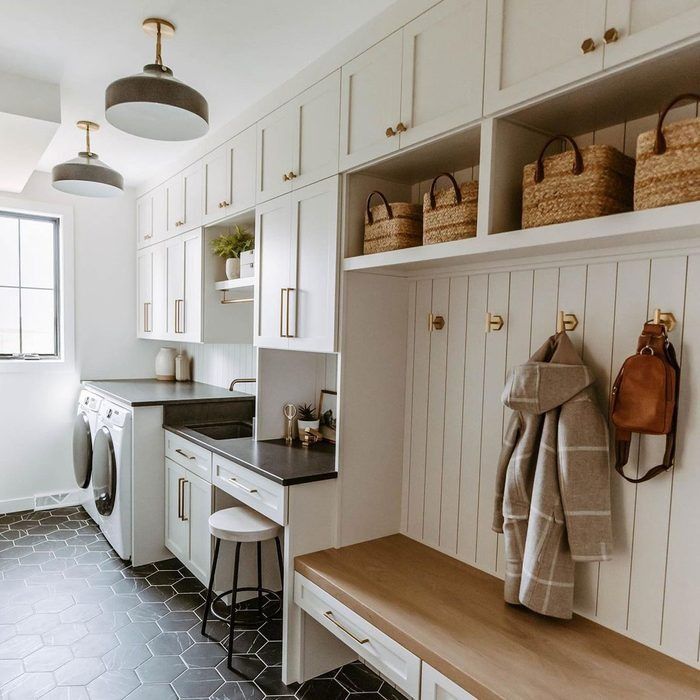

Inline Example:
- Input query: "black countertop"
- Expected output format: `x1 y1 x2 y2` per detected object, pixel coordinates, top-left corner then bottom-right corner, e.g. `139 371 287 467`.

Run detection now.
84 379 253 407
164 424 337 486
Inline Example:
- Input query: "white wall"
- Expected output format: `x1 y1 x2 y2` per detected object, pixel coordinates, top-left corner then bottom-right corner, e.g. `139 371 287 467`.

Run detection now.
0 171 157 513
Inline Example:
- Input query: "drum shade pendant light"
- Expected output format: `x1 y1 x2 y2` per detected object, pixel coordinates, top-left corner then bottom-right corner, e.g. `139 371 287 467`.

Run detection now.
105 18 209 141
52 121 124 197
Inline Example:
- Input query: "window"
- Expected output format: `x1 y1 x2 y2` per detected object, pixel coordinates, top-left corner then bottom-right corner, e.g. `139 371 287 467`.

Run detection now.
0 210 60 359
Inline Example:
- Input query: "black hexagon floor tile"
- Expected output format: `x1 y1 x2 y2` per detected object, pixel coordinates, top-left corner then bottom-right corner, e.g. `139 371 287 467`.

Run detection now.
0 506 407 699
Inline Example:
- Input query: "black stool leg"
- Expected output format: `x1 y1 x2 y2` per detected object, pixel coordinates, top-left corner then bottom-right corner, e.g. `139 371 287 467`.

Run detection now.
227 541 242 670
275 536 284 587
256 542 263 616
201 537 221 636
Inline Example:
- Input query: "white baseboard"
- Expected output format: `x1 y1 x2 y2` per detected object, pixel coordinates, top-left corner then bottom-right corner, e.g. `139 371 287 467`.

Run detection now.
0 496 35 516
34 489 82 511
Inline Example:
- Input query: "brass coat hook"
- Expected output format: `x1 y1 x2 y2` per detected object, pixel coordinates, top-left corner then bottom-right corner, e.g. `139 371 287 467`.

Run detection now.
428 313 445 331
653 308 677 332
485 312 504 333
556 310 578 333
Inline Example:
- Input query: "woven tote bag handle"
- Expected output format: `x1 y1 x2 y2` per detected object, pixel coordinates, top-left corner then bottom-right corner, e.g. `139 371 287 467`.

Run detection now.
534 134 584 183
653 93 700 155
428 172 462 209
366 191 393 224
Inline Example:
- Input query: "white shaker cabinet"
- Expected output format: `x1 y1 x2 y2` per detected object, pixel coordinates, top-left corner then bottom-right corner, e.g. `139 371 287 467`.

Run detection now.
339 31 403 171
421 663 476 700
152 184 168 243
399 0 486 149
136 244 166 339
484 0 607 113
136 184 167 248
165 459 189 564
167 162 203 235
165 230 202 343
257 71 340 203
603 0 700 67
255 176 339 352
137 195 153 248
202 125 257 225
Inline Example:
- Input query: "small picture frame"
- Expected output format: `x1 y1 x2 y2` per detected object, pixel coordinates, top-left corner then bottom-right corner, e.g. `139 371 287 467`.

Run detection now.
318 389 337 444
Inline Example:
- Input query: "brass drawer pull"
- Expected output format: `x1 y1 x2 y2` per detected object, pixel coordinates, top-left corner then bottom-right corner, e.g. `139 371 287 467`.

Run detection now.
323 611 369 645
603 27 619 44
177 477 185 520
385 126 397 138
181 479 188 522
175 448 196 461
228 477 258 494
580 37 596 54
395 122 407 133
280 288 287 337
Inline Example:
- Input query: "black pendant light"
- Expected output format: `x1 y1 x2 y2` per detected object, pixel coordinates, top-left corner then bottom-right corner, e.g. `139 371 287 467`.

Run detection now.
52 121 124 197
105 18 209 141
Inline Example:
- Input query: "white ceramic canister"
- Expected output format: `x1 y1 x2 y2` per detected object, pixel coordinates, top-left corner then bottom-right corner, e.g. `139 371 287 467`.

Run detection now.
225 257 241 280
175 351 191 382
155 347 177 381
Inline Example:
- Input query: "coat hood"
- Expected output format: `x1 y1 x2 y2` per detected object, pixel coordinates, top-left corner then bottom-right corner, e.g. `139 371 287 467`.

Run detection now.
502 332 594 414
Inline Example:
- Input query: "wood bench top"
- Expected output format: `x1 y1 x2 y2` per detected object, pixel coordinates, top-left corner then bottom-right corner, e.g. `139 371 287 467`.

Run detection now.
295 534 700 700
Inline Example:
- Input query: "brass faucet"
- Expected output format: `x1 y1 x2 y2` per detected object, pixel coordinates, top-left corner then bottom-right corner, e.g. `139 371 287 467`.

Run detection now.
229 378 256 392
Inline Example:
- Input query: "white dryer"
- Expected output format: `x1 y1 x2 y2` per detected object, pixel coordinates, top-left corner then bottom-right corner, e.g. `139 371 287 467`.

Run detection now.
92 400 132 560
73 389 102 523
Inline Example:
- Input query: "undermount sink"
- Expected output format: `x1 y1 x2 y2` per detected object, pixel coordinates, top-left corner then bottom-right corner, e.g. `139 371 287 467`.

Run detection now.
187 421 253 440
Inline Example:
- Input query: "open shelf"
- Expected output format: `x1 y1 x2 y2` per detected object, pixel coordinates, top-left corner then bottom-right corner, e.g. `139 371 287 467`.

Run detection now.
343 201 700 275
214 277 255 292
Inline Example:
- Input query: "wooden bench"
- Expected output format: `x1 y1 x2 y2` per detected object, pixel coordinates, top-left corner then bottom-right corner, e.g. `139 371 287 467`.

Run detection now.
294 534 700 700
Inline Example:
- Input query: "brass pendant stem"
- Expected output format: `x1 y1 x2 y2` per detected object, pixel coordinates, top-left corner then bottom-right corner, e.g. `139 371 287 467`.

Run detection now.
155 22 162 66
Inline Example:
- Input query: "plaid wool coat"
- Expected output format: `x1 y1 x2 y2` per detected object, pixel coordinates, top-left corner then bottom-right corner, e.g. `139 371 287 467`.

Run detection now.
492 332 613 619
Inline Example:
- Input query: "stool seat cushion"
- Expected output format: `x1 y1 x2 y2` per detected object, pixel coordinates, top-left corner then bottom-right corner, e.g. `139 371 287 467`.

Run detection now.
209 506 282 543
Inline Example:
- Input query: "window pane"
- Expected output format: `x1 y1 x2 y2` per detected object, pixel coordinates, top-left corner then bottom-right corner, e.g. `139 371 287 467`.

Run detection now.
20 219 55 288
0 287 20 354
20 288 55 355
0 217 19 286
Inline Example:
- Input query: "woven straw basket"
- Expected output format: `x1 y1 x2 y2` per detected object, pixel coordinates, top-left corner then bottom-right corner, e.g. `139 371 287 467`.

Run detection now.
522 134 635 229
635 93 700 210
363 191 422 255
423 173 478 244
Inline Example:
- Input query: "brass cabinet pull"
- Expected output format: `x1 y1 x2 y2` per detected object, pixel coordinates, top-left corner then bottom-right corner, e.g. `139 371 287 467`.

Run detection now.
143 302 148 332
285 288 295 338
280 288 286 337
580 37 596 54
181 479 189 522
175 448 196 461
396 122 407 133
385 126 397 137
228 477 258 494
283 173 290 182
174 300 178 334
603 27 619 44
174 299 185 334
222 200 230 208
177 477 185 520
323 611 369 645
287 172 297 180
144 232 153 240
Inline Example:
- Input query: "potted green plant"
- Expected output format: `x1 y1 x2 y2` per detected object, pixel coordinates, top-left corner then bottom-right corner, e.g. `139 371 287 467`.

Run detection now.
297 403 320 435
210 225 254 280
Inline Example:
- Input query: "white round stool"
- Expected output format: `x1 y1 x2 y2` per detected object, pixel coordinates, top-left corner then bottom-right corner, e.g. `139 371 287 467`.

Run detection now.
200 505 284 670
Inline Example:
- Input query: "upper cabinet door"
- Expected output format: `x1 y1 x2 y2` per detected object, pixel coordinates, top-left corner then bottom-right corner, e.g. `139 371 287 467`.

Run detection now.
229 126 257 215
339 30 403 171
137 195 153 248
137 249 153 338
288 177 339 353
255 196 292 350
399 0 486 148
292 71 341 190
182 162 203 231
181 230 202 343
166 174 184 237
484 0 607 114
603 0 700 67
152 184 169 242
202 143 230 225
257 103 296 203
165 236 184 339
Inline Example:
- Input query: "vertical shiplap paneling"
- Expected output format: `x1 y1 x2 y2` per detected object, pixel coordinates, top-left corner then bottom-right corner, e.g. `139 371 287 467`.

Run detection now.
423 278 450 546
530 267 559 353
662 254 700 665
400 282 417 534
439 276 469 554
407 279 433 539
456 274 488 564
596 258 651 632
628 256 688 647
475 272 510 573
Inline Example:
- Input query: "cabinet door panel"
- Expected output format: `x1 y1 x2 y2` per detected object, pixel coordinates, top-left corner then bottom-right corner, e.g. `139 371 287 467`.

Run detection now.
484 0 606 113
255 196 291 349
165 459 189 562
257 104 295 202
229 126 257 215
137 195 153 248
421 663 476 700
339 31 403 171
186 472 211 585
136 250 153 338
604 0 700 67
181 231 202 343
151 243 168 339
288 178 339 353
202 144 230 225
165 238 184 338
294 71 340 189
183 163 203 231
400 0 486 148
167 174 184 236
152 185 168 242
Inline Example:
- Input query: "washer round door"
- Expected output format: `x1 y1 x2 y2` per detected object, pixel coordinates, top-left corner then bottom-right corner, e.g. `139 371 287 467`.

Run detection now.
72 412 93 489
92 426 117 517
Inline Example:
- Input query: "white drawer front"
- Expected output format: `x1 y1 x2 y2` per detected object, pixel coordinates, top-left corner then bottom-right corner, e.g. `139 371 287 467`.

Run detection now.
294 573 420 698
422 662 476 700
212 455 287 526
165 432 212 482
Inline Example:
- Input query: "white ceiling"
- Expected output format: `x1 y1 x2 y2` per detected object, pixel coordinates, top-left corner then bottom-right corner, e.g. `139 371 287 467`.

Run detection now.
0 0 396 188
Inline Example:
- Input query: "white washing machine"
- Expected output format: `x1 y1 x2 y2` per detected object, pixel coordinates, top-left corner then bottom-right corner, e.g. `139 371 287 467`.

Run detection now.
92 400 132 560
73 389 102 523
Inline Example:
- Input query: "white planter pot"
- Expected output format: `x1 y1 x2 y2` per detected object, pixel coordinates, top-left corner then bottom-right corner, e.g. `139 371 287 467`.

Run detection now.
297 419 320 437
225 258 240 280
155 347 177 381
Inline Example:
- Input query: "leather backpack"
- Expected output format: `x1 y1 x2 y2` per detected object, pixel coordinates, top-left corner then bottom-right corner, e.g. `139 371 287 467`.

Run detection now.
610 322 680 483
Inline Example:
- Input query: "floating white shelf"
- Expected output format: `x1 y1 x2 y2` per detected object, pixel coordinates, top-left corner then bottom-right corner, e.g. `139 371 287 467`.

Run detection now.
214 278 255 292
343 201 700 275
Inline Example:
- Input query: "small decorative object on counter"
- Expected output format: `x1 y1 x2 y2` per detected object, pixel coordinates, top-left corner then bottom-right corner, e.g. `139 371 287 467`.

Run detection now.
634 93 700 210
239 249 254 278
363 190 422 255
155 347 177 381
318 389 337 444
175 350 190 382
522 134 635 229
210 224 254 280
300 426 323 448
297 403 320 436
283 403 297 445
423 172 478 244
